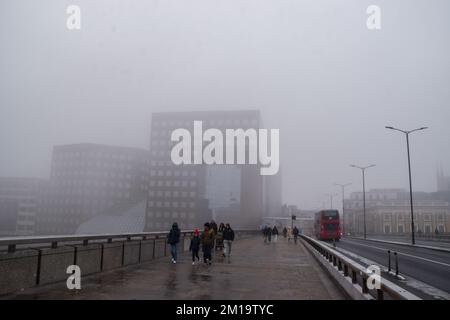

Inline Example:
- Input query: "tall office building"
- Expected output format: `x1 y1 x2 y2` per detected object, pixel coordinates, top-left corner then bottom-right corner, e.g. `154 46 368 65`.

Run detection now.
36 144 150 235
145 110 265 231
0 177 45 236
264 167 282 218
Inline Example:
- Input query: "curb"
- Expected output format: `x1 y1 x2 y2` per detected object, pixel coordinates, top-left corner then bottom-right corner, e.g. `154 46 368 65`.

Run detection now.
345 236 450 253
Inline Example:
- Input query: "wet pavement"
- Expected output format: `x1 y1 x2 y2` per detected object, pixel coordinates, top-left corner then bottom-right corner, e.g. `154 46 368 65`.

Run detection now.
5 236 346 300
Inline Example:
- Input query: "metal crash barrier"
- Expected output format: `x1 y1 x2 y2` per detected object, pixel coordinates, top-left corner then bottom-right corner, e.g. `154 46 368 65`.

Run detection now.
300 234 421 300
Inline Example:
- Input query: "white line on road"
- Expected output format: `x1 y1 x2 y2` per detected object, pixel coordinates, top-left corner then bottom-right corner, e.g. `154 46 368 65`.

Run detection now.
342 240 450 268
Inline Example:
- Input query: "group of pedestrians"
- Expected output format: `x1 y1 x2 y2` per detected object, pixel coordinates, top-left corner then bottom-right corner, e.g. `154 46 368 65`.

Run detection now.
263 225 279 243
262 225 301 244
282 226 300 244
167 220 235 265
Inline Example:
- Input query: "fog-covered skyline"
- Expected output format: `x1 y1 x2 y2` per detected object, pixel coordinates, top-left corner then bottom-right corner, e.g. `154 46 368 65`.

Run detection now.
1 0 449 209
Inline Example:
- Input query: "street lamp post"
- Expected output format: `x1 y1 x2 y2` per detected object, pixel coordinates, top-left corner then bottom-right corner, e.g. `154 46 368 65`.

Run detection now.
324 193 338 209
350 164 376 239
334 183 352 236
385 126 428 245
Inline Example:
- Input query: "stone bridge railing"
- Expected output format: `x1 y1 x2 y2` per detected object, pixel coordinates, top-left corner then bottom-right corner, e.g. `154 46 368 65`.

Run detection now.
0 229 259 296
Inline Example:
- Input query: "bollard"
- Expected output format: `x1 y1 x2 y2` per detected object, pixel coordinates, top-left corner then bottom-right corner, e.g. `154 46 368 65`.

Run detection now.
387 250 391 272
394 252 399 276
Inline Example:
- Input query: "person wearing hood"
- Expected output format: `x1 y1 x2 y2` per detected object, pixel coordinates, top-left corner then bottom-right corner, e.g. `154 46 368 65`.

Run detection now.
189 228 201 265
167 222 181 264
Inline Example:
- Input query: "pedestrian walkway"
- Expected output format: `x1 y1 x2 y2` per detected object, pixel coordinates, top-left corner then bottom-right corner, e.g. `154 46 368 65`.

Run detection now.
5 236 346 300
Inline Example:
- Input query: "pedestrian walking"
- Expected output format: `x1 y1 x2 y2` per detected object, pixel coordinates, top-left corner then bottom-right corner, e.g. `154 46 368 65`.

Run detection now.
167 222 180 263
200 222 215 265
287 227 293 242
263 226 268 243
282 227 287 239
293 226 299 244
223 223 235 258
267 225 272 243
189 228 201 265
272 226 279 243
216 223 225 251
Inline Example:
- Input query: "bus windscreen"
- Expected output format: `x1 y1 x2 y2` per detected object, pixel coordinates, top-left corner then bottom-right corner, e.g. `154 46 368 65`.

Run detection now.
322 210 338 217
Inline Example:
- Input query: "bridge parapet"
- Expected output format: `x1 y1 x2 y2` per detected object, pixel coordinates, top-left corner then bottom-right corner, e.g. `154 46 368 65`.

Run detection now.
0 230 259 296
300 234 421 300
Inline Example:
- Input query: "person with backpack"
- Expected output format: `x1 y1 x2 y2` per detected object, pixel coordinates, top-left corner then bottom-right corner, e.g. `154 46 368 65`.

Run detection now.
167 222 180 263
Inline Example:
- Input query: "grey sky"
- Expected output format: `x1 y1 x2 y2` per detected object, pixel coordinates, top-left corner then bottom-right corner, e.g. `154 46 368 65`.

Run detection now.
1 0 449 209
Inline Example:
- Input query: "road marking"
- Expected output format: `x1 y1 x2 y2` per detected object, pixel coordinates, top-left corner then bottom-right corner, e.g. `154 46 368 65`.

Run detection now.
342 240 450 268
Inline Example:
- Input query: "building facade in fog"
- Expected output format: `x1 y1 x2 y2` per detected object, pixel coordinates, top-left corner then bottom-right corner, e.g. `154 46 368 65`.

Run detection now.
36 144 150 235
145 110 265 231
264 167 282 218
437 167 450 192
0 177 45 236
344 189 450 235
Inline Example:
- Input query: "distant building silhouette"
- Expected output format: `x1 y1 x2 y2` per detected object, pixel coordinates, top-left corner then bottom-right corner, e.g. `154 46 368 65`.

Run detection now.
345 189 449 235
0 177 45 236
35 143 150 235
145 110 265 231
437 166 450 192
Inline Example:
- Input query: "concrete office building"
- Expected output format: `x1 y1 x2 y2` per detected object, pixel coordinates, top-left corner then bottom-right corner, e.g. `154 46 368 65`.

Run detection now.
145 110 265 231
0 177 45 236
36 143 150 235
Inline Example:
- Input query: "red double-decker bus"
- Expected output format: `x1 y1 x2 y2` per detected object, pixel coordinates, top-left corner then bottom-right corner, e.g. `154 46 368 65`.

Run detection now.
314 210 341 241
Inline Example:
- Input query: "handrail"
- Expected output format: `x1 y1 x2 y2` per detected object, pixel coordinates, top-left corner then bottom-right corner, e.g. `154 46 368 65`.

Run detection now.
0 229 258 253
300 234 421 300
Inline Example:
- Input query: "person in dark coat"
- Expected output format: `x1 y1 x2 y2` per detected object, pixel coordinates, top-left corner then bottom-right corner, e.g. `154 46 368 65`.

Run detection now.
210 220 218 234
293 226 299 244
215 222 225 251
222 223 235 258
272 226 279 243
267 225 272 243
167 222 180 263
189 228 201 265
200 223 215 265
283 227 287 239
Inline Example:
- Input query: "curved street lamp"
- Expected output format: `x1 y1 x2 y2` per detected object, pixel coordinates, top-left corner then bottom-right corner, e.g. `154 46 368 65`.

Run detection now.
334 183 352 236
350 164 376 239
385 126 428 245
